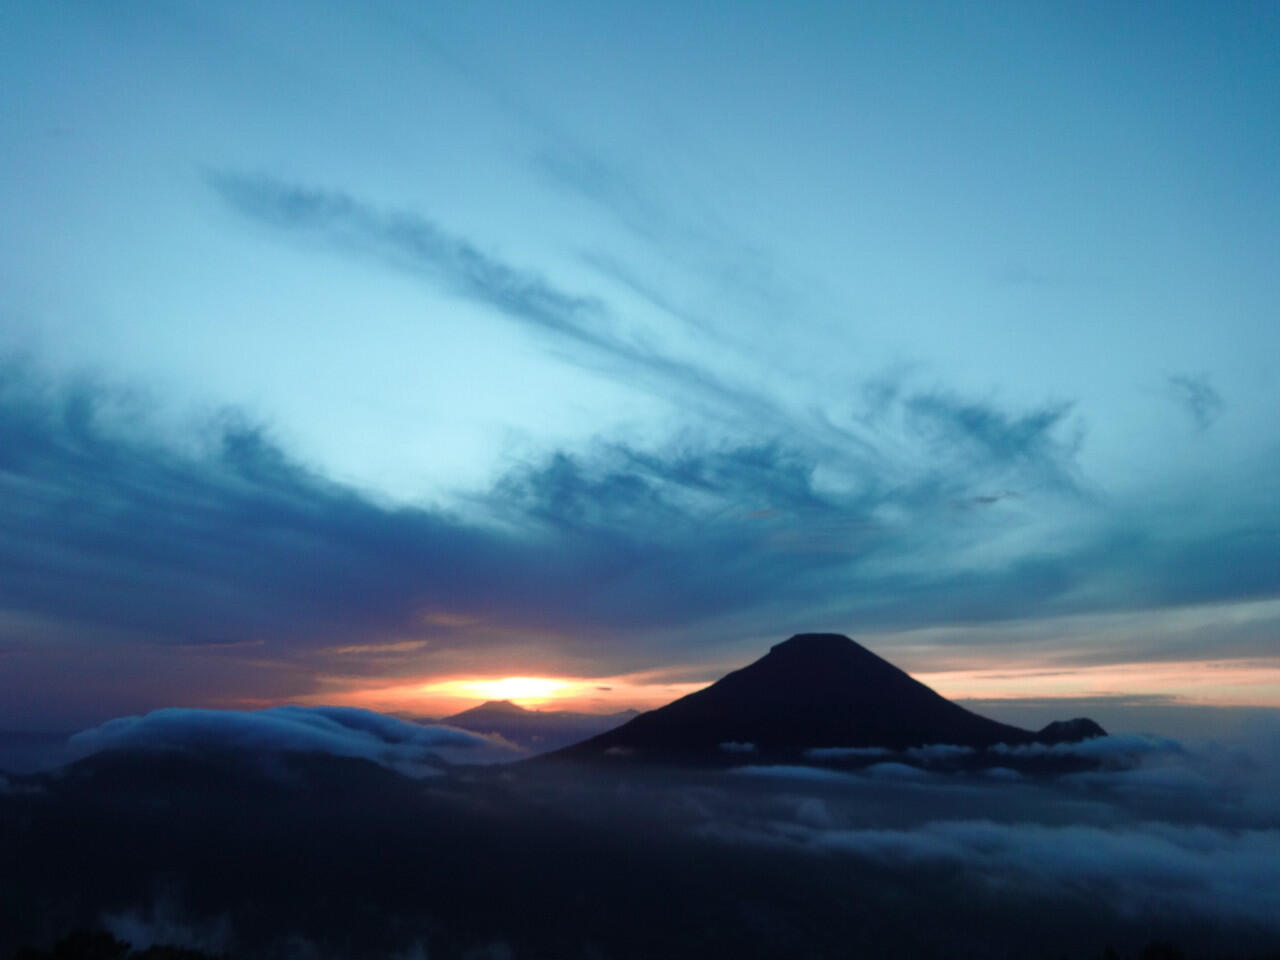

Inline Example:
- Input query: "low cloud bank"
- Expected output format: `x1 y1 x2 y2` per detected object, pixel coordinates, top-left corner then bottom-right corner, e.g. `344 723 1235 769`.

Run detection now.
730 764 857 783
904 743 976 763
731 760 938 784
991 733 1184 763
704 721 1280 931
777 730 1277 819
791 734 1185 770
803 746 892 760
864 761 938 781
69 706 519 776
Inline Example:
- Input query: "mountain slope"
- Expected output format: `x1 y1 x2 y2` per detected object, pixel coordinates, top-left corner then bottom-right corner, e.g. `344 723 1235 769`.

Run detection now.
550 633 1087 764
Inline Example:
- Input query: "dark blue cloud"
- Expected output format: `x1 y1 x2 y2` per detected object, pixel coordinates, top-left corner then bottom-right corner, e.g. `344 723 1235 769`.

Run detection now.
0 363 859 664
1 359 1277 700
903 391 1081 493
1168 373 1225 431
0 362 550 648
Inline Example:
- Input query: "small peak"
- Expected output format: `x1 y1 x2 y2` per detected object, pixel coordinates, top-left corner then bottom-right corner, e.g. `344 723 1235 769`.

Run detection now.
1037 718 1107 744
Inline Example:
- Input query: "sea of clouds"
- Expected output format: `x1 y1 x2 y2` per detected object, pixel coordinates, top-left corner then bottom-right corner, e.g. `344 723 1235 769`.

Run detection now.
700 726 1280 930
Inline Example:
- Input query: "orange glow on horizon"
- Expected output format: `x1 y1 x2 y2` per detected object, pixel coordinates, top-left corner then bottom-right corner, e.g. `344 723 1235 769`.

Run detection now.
294 647 1280 718
915 656 1280 707
299 670 712 716
424 675 572 706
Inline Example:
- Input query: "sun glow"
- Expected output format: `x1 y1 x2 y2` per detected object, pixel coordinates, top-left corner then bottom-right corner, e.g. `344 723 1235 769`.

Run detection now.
299 668 713 716
443 676 571 704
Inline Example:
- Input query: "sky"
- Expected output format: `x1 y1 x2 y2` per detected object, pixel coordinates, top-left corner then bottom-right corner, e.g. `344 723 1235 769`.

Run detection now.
1 0 1278 730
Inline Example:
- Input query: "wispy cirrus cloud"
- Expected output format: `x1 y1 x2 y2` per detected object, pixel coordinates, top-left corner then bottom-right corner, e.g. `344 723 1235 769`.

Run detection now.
207 172 773 425
207 173 1095 501
903 392 1082 493
210 172 604 343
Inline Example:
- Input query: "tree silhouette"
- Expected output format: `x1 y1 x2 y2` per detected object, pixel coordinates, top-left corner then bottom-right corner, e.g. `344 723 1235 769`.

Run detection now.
12 930 129 960
9 931 218 960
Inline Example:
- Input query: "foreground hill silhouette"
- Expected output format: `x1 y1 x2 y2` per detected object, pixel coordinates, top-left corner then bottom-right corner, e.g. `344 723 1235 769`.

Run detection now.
550 633 1103 764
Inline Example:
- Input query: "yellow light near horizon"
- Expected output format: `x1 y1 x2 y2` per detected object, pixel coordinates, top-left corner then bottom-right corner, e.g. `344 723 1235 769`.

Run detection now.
308 672 710 716
423 676 573 705
472 676 569 701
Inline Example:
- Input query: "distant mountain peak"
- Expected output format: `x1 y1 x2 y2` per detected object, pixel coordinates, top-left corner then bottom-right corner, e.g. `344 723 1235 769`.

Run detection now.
1036 718 1107 744
477 700 529 713
439 700 638 755
442 699 533 723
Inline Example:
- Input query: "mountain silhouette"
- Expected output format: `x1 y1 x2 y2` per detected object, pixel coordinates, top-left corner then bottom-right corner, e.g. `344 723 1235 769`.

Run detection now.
436 700 637 754
549 633 1103 764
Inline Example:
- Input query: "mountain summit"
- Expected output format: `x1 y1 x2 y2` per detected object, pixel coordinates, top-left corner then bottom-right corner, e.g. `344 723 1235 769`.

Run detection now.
550 633 1102 764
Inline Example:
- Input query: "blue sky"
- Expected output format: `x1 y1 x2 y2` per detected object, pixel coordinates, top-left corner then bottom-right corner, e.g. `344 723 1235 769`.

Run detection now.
2 1 1278 727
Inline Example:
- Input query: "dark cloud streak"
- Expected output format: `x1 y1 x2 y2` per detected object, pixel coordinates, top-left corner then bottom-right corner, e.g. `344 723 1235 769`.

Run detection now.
904 392 1082 494
1168 373 1225 431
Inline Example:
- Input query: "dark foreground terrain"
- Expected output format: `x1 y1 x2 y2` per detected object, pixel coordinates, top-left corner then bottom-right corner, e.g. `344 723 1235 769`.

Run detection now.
3 742 1279 960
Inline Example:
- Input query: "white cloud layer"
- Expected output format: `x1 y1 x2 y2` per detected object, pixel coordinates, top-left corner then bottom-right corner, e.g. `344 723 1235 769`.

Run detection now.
705 720 1280 930
989 733 1184 762
803 746 893 760
69 706 519 777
